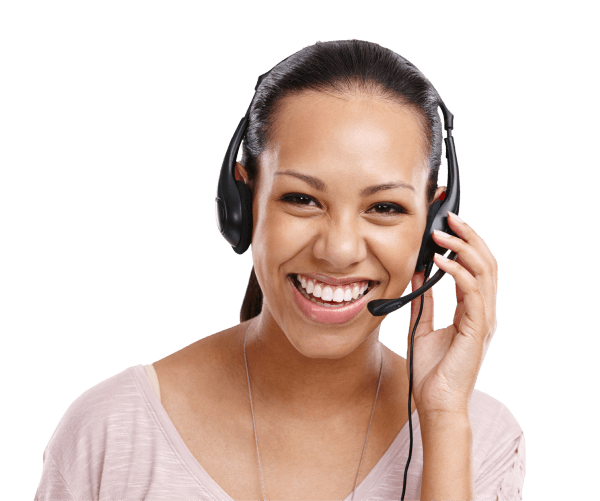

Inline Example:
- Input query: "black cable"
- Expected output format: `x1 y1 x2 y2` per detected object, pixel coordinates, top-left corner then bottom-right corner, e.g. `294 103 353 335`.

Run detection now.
400 259 435 501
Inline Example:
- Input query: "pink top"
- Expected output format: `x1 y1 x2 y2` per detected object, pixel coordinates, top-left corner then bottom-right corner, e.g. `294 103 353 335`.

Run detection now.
34 364 525 500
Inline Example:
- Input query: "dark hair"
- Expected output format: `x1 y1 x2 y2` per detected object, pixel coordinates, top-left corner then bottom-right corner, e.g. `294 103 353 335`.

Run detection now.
239 39 444 323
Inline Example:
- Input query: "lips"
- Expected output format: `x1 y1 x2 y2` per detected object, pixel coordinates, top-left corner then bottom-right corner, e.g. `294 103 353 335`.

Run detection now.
288 275 380 324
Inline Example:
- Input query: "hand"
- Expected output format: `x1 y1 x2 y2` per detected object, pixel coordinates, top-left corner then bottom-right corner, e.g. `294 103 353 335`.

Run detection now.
407 211 498 419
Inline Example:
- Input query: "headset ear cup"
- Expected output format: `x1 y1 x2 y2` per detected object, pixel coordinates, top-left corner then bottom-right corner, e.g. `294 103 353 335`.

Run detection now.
232 180 253 254
415 200 443 273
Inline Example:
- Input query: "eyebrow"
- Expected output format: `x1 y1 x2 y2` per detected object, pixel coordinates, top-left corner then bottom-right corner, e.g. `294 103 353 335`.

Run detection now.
273 170 415 196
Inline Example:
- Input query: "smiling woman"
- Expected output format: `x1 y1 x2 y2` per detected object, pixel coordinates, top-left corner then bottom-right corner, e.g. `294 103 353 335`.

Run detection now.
237 89 437 355
35 40 525 501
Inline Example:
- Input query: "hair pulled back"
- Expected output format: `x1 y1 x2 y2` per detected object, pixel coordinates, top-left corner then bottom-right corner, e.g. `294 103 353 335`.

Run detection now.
239 39 444 322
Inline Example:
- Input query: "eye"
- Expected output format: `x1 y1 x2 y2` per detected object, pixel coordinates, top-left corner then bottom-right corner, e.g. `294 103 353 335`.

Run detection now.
280 193 320 207
367 202 407 215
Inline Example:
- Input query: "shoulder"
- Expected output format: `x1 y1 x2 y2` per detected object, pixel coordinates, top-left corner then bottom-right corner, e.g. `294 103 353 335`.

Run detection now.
38 364 219 499
153 322 248 401
42 364 155 495
469 389 526 487
49 366 142 438
44 366 149 476
468 390 526 498
469 388 524 442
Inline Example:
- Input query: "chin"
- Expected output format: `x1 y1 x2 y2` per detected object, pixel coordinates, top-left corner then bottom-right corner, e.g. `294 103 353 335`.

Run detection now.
285 327 367 360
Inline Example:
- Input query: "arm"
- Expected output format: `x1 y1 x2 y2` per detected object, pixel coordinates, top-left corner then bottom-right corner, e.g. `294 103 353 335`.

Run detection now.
420 412 474 501
405 212 498 500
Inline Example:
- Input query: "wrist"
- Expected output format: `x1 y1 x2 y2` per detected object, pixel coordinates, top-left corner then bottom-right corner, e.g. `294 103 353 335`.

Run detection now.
419 411 474 500
419 410 471 430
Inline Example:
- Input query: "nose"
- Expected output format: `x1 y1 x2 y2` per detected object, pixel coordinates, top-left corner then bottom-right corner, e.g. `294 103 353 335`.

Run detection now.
312 214 368 270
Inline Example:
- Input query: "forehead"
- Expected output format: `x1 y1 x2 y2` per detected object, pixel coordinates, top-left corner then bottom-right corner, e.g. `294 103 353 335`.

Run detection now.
261 90 429 194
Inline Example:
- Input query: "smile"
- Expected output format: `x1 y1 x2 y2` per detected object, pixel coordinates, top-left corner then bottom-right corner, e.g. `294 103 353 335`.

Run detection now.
288 274 380 324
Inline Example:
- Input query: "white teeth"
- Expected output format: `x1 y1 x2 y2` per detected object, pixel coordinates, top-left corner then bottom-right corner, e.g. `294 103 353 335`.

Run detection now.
294 274 375 304
333 288 345 302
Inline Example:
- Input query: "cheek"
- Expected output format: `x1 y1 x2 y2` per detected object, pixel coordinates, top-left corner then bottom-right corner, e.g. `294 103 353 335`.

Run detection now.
251 203 313 287
371 222 424 290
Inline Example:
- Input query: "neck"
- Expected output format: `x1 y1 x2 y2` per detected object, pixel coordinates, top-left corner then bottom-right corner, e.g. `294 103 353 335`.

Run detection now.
241 308 384 420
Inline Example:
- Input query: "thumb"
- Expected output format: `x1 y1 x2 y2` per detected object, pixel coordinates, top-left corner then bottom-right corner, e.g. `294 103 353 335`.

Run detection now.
408 269 435 342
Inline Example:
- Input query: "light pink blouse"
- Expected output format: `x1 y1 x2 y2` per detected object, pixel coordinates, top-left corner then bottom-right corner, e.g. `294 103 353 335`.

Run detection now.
34 364 525 500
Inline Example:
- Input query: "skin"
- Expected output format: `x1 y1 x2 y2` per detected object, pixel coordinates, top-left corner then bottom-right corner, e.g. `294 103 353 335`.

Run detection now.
239 90 442 412
155 89 498 500
236 92 498 418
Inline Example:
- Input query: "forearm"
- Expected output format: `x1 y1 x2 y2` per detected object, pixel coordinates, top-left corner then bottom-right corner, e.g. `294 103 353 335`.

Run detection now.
419 413 474 501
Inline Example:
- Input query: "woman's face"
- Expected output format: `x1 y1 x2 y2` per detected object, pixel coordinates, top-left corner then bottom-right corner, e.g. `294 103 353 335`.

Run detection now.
241 90 445 359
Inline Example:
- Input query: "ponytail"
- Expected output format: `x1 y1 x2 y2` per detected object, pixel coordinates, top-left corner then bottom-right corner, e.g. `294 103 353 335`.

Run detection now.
240 266 263 322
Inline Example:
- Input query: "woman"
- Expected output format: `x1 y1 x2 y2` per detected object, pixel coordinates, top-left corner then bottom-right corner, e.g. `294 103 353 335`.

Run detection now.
35 40 525 500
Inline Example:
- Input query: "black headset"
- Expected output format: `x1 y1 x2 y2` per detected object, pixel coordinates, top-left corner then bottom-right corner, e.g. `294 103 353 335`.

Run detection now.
215 55 461 500
215 60 460 315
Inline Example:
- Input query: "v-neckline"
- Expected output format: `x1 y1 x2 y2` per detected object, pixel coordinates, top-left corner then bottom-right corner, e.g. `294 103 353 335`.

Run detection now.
132 364 420 500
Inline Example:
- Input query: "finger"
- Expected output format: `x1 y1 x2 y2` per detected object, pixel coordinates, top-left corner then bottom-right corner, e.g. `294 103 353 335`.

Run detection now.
446 211 498 284
433 252 488 342
452 253 496 335
432 229 489 280
452 279 467 335
432 218 497 331
408 270 435 340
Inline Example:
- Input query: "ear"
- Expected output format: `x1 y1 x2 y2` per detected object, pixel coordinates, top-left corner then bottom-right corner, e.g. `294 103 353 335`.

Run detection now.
234 162 249 184
432 185 447 203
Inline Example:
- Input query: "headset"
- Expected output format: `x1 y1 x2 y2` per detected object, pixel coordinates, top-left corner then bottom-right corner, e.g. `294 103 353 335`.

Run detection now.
215 55 460 500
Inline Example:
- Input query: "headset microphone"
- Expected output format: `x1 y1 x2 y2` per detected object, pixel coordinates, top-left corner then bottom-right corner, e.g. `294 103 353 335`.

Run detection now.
367 250 458 315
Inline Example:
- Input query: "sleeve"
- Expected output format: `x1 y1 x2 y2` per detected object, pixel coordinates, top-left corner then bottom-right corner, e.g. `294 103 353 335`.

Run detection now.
494 432 526 500
34 450 76 501
474 404 526 501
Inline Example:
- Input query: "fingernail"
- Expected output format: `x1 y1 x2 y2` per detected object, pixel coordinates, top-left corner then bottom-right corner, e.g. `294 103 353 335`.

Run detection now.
433 229 450 238
448 211 464 223
435 252 449 261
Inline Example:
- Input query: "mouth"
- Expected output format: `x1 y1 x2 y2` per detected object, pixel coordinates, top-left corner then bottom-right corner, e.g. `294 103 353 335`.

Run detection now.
288 274 380 306
287 274 381 324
